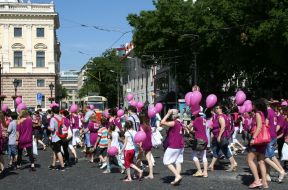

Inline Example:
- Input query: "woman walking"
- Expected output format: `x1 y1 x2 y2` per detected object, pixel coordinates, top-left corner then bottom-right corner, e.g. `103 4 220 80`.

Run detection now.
188 110 208 177
139 112 154 179
208 104 237 172
16 110 36 171
161 109 184 185
0 111 7 173
246 99 269 189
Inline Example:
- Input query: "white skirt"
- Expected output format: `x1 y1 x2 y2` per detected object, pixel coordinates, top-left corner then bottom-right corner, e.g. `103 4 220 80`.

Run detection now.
163 148 184 165
72 129 81 146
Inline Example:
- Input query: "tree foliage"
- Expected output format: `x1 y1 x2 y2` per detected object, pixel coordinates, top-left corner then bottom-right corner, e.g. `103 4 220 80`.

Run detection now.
127 0 288 99
79 49 122 107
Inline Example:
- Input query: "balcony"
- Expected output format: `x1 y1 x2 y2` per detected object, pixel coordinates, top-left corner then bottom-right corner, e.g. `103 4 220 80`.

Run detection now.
0 3 55 13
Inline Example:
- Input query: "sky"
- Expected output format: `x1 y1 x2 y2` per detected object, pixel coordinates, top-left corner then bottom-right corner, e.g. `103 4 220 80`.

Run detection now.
31 0 155 71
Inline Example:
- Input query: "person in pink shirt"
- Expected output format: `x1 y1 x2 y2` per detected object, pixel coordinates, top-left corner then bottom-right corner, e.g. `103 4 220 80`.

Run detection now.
139 112 153 179
16 110 36 171
188 111 208 178
161 109 184 186
0 111 7 173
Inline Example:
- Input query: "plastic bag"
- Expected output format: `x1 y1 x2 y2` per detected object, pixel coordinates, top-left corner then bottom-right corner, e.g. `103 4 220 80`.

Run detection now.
33 139 38 155
152 129 162 148
281 143 288 161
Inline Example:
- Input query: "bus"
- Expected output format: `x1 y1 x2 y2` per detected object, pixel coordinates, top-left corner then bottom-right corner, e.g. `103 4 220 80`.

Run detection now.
80 95 108 111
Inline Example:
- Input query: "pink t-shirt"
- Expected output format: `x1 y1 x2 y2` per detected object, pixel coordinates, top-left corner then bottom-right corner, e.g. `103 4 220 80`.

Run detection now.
140 124 152 151
267 108 277 139
17 117 33 149
193 116 208 143
168 120 184 149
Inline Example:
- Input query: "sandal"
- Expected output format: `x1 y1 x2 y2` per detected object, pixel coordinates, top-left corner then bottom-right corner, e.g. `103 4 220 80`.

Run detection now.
208 166 214 171
248 181 262 189
278 172 285 183
171 177 182 186
193 171 203 177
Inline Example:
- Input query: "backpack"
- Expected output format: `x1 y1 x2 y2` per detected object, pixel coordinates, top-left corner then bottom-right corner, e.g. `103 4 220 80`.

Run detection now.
53 117 68 139
41 114 49 128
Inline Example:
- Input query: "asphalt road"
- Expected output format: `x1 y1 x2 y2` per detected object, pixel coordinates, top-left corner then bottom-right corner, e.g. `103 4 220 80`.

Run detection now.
0 146 287 190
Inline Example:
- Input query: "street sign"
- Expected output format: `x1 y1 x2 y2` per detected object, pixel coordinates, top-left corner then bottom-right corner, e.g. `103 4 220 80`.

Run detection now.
37 93 42 104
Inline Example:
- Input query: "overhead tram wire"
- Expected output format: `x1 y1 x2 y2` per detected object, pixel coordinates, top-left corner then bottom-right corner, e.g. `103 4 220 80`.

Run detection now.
62 17 127 34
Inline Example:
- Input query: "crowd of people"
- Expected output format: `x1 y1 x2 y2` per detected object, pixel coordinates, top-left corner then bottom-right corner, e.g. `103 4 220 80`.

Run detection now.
0 97 288 188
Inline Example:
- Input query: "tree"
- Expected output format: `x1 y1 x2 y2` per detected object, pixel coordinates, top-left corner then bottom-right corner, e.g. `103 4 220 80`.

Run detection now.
79 49 123 107
55 83 68 102
127 0 288 99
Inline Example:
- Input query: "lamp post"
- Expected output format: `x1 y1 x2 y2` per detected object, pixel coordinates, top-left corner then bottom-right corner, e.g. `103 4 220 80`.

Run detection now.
49 82 54 103
12 79 20 111
180 34 199 85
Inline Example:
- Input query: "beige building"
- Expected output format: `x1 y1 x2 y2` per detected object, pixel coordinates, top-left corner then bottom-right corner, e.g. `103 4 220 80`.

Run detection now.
0 0 60 110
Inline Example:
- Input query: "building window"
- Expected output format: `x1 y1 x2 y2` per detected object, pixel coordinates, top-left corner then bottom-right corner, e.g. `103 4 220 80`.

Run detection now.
36 28 44 37
14 27 22 37
36 51 45 67
14 51 23 67
37 79 45 87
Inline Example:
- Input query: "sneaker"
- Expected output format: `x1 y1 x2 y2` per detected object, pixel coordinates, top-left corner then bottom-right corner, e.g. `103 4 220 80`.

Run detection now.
30 167 36 172
48 165 57 170
60 167 65 172
100 163 107 169
103 169 111 174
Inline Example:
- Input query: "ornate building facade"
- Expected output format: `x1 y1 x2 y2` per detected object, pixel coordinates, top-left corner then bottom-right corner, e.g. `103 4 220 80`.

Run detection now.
0 0 60 110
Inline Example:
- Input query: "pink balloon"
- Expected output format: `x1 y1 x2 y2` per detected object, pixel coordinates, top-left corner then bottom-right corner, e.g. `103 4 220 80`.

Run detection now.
104 109 110 118
17 103 27 112
107 146 118 156
185 92 193 106
235 90 246 105
70 104 78 113
238 105 246 114
117 109 124 117
137 102 144 109
130 100 137 107
134 131 147 143
245 103 253 112
1 104 8 113
244 100 252 105
148 106 157 118
190 91 202 106
206 94 218 108
155 103 163 113
206 120 213 127
15 97 22 105
126 93 134 101
190 104 201 116
281 101 288 106
89 105 95 110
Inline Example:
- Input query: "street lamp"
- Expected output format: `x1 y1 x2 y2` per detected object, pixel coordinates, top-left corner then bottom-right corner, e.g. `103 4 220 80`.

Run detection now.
12 79 20 111
49 82 54 103
180 33 199 85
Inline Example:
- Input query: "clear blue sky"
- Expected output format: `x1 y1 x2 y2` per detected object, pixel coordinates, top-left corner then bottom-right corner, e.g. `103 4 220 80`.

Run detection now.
32 0 155 71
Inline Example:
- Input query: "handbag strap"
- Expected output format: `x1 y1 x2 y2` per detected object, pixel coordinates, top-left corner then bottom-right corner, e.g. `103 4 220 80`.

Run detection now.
128 131 137 149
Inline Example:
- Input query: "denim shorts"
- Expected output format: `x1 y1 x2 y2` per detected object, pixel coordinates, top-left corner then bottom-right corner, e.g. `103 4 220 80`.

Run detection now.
265 138 277 158
8 145 18 157
211 138 232 159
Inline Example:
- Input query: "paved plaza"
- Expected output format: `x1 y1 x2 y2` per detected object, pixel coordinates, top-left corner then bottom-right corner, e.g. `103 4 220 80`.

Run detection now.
0 146 287 190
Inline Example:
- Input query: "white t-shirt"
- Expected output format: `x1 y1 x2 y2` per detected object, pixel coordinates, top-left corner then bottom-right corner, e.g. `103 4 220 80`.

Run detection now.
124 130 137 150
111 131 120 149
